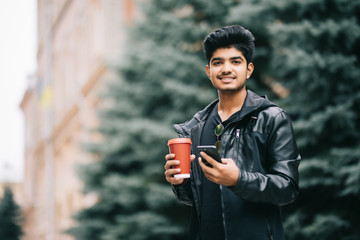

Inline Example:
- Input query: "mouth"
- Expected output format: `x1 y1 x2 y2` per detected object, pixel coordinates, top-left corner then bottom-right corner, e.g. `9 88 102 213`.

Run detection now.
218 75 235 83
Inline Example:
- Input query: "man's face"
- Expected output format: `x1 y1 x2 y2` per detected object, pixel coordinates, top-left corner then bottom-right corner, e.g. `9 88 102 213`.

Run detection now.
206 47 254 93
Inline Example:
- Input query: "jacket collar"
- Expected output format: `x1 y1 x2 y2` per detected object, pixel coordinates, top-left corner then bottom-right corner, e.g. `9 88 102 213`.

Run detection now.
195 90 275 121
174 90 276 135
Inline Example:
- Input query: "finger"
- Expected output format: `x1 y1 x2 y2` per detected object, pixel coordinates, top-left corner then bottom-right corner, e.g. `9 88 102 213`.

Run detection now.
165 168 181 177
165 153 175 161
199 152 219 167
198 157 204 168
165 168 184 185
198 157 211 171
198 157 217 181
167 177 185 185
164 160 180 170
190 154 196 162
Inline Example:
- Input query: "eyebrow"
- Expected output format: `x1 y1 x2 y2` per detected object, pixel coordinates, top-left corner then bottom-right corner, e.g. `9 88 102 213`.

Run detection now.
210 56 245 63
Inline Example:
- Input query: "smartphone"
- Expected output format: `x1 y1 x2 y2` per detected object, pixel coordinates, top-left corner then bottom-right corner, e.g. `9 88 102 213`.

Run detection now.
197 145 222 167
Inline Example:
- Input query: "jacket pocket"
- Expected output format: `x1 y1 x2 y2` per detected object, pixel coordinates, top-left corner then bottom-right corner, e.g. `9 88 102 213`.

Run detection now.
234 128 254 171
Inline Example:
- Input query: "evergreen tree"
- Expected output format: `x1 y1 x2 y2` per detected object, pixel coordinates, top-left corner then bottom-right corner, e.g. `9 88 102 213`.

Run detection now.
0 186 23 240
226 0 360 239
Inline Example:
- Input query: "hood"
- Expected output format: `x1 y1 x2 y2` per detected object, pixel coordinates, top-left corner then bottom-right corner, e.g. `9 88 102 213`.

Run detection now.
234 90 277 121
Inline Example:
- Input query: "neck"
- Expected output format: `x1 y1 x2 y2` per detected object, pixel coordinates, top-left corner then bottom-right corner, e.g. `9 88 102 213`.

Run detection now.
217 88 247 122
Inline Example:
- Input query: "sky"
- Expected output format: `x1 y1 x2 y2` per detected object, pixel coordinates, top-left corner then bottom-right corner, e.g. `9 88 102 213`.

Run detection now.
0 0 36 182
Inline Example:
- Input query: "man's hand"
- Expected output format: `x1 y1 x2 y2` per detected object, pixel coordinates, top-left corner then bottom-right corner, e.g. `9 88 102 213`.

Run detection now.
199 152 239 187
164 153 196 185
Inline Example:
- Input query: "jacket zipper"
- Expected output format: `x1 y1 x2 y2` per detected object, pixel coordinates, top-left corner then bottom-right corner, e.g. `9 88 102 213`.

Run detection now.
220 128 237 240
219 130 228 240
219 185 228 240
266 217 273 240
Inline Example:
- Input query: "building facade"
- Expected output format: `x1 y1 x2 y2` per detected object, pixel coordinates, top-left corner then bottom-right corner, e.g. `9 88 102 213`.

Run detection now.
20 0 134 239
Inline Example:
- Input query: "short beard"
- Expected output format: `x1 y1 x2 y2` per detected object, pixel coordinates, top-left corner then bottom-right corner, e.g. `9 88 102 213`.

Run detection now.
215 82 246 93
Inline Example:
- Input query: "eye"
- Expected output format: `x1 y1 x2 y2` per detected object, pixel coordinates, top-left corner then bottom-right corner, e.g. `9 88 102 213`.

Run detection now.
213 61 222 66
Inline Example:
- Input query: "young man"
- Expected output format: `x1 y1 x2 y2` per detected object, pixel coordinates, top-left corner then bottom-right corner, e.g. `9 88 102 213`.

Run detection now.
164 25 300 240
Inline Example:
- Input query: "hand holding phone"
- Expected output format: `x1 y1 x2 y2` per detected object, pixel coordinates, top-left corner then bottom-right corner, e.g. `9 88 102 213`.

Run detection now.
197 145 222 167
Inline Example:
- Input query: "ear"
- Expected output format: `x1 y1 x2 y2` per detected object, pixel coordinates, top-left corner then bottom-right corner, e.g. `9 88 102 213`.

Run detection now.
205 65 211 79
246 62 254 79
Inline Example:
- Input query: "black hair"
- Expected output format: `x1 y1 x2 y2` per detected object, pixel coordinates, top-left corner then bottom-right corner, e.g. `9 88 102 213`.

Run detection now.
203 25 255 64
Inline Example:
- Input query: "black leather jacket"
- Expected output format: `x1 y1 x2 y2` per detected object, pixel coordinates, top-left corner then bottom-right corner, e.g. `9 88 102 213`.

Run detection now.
172 90 301 240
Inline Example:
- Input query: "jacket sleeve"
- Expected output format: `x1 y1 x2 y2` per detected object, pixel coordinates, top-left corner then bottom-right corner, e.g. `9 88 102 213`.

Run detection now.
171 179 193 206
228 110 301 206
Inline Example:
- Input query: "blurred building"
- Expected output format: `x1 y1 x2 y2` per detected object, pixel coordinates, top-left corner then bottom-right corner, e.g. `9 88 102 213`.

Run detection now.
20 0 135 239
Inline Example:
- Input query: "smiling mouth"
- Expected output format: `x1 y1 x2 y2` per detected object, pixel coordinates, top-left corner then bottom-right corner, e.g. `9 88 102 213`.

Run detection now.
218 75 235 82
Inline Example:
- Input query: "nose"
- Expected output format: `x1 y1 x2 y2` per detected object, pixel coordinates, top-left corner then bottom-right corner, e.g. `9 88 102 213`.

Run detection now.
221 61 232 74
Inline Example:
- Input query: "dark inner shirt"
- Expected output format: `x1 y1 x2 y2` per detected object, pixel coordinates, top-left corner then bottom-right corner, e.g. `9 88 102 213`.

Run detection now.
199 103 243 240
199 103 224 240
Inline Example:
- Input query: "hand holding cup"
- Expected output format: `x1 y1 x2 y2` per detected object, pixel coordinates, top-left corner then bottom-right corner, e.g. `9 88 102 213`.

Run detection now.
164 153 195 185
165 138 194 185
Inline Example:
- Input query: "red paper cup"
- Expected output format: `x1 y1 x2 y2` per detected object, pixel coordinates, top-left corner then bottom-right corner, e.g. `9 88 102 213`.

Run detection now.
167 138 192 178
